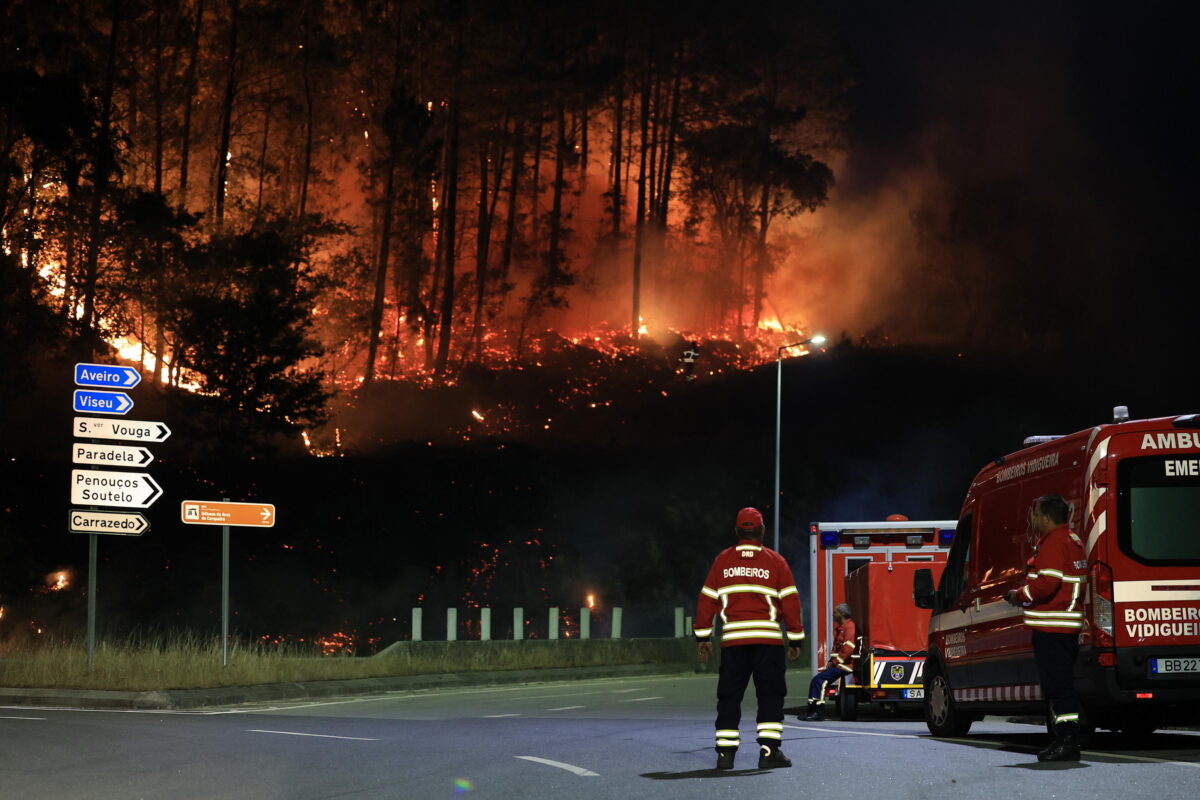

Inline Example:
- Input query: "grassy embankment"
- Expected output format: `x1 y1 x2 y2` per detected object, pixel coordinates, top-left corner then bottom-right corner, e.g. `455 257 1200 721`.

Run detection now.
0 633 722 692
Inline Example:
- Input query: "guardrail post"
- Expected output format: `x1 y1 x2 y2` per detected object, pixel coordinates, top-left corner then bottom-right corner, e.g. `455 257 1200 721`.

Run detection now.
447 608 458 641
481 607 491 641
580 608 590 639
412 607 423 641
513 607 523 640
674 607 684 638
549 607 559 640
612 607 623 639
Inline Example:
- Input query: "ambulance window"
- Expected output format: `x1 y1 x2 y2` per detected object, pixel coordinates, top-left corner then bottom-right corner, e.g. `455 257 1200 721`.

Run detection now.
846 558 871 576
1118 456 1200 565
937 514 973 607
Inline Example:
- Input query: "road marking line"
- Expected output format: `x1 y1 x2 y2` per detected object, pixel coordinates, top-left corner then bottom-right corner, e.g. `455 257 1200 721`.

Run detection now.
784 724 918 739
619 696 663 703
515 756 599 777
246 729 379 741
933 735 1200 769
484 713 520 718
0 715 45 720
611 688 645 693
547 706 585 711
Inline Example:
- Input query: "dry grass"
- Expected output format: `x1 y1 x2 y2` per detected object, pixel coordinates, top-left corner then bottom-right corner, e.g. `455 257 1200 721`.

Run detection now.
0 634 697 692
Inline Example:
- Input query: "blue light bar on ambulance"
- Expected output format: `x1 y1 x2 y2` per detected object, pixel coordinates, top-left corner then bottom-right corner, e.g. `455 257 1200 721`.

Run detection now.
938 529 954 548
820 530 840 549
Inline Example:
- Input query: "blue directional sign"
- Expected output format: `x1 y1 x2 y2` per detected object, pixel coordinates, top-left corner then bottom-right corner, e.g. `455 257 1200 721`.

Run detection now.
74 362 142 389
73 389 134 416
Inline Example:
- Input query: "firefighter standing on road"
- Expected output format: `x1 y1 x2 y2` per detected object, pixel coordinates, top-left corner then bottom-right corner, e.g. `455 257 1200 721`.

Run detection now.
1005 493 1087 762
801 604 857 720
695 507 805 770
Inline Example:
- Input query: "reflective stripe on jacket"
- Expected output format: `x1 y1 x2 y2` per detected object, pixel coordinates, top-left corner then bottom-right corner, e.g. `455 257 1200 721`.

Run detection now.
694 541 805 647
1019 524 1087 632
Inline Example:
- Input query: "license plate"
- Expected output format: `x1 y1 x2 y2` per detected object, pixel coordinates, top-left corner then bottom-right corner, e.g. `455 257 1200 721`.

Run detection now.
904 689 924 699
1150 658 1200 675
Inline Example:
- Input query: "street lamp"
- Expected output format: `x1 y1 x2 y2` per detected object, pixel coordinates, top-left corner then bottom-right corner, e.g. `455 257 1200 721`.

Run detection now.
773 335 825 552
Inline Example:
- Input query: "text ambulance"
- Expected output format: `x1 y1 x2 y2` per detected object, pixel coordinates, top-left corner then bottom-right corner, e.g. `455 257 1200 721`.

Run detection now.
914 410 1200 737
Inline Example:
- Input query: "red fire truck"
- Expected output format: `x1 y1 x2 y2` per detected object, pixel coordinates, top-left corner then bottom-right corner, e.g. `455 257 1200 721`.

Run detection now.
914 409 1200 737
809 518 955 719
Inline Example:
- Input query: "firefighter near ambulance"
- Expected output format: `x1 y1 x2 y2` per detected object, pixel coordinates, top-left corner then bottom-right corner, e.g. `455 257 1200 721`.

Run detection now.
914 408 1200 750
1004 493 1087 761
694 507 805 770
803 604 856 720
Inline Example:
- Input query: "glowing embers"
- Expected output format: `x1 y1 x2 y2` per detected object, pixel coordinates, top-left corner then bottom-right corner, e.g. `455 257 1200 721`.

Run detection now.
44 570 70 592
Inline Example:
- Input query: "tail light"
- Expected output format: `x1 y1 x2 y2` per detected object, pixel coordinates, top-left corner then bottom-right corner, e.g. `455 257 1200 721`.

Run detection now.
1091 561 1114 648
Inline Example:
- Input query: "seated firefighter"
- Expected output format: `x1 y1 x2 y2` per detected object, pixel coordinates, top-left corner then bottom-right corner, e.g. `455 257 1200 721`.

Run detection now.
801 603 858 721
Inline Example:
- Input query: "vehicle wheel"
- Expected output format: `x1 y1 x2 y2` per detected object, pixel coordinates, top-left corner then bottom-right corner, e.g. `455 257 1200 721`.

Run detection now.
924 667 972 737
839 689 859 721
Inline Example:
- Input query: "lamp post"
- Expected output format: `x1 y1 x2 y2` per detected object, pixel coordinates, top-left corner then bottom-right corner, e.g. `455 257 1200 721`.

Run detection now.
773 335 825 552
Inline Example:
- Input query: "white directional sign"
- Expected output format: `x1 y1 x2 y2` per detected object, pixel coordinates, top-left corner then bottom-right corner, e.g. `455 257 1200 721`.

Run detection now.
72 442 154 467
70 469 163 509
74 416 171 443
68 509 149 536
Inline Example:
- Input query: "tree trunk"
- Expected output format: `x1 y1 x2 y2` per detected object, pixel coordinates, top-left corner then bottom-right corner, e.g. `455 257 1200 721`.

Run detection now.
470 139 492 361
178 0 206 207
80 0 123 343
631 51 651 339
434 26 464 376
610 66 623 240
528 119 542 240
298 0 314 217
499 118 523 287
212 0 240 228
256 77 273 215
546 102 567 283
152 0 164 197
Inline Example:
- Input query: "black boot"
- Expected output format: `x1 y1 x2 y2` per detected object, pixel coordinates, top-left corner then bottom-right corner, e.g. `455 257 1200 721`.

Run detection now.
758 744 792 769
715 747 736 770
1037 733 1081 762
801 701 824 721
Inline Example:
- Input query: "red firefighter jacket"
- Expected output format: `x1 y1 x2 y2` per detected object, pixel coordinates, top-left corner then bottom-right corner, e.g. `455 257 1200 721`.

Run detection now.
694 540 804 647
829 619 858 672
1017 523 1087 632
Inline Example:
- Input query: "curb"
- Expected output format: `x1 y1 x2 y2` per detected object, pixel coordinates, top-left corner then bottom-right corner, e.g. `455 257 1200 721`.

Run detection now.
0 662 697 711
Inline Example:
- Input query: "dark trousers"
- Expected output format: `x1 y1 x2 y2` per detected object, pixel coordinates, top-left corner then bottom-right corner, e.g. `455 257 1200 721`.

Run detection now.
1032 630 1081 735
715 644 787 749
807 666 847 702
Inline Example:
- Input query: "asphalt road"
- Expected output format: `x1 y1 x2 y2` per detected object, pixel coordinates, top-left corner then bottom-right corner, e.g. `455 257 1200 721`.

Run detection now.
3 673 1198 799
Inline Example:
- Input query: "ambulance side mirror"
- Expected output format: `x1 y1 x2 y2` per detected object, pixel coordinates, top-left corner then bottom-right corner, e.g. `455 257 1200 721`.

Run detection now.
913 568 937 610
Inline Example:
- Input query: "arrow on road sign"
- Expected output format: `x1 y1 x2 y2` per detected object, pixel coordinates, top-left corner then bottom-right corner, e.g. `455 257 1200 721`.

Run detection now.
181 500 276 527
73 389 134 416
68 509 150 536
74 417 171 443
72 442 154 467
71 469 163 509
75 362 142 389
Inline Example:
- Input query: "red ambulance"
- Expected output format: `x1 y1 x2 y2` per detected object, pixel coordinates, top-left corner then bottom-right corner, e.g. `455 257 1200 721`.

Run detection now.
810 518 955 719
914 409 1200 737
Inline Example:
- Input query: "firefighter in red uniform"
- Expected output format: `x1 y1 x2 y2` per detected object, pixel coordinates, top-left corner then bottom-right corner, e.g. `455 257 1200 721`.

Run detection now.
695 507 805 770
1005 494 1088 762
801 603 857 720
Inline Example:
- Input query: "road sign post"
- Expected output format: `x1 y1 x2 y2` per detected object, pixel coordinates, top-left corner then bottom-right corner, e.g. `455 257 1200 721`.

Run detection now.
181 499 277 666
70 363 156 668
